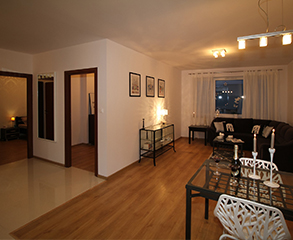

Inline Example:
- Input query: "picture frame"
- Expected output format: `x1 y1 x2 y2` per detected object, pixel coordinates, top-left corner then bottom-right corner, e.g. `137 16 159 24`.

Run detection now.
129 72 141 97
158 79 165 98
146 76 155 97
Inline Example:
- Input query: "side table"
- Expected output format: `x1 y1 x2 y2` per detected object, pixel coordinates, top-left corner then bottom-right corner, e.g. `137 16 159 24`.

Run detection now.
188 125 209 145
0 127 20 141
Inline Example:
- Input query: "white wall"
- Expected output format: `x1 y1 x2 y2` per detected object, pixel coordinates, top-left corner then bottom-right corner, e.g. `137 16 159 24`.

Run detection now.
33 40 108 172
105 40 181 176
287 60 293 126
0 48 33 74
33 39 181 177
181 66 288 138
71 74 94 146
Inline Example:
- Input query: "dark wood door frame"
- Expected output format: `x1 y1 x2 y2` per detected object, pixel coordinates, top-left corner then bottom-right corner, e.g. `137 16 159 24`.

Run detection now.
0 71 33 158
64 68 98 176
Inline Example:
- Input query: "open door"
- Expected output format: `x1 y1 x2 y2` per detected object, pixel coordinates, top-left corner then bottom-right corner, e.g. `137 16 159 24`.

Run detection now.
64 68 98 176
0 71 33 158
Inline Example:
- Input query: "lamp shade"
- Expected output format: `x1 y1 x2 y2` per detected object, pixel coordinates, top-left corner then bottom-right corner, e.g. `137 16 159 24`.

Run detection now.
259 36 268 47
283 34 292 45
161 109 168 116
11 116 15 121
238 40 246 49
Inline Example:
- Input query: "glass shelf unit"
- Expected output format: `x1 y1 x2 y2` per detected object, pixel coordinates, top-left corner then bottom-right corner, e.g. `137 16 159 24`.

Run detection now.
139 123 175 166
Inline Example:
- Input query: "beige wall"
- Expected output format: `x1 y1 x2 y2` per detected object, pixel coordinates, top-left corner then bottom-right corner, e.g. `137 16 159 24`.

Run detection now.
0 76 27 128
287 60 293 126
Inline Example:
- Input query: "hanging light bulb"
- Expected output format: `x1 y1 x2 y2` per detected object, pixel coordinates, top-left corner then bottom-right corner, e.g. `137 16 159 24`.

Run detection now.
259 36 268 47
282 33 292 45
220 49 226 57
238 39 246 49
213 51 219 58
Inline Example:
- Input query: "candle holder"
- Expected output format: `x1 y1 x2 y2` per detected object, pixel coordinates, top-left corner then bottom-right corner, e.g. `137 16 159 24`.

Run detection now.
264 148 280 188
249 151 260 180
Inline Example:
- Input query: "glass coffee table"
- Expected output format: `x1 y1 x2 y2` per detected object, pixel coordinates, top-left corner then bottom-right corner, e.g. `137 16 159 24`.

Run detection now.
212 137 244 157
185 157 293 239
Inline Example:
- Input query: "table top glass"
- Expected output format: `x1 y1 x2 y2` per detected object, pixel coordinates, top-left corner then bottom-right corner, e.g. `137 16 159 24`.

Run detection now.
142 123 173 131
186 157 293 217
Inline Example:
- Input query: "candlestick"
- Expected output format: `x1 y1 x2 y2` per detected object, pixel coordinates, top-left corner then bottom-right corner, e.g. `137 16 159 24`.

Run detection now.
249 151 260 180
264 148 279 188
271 129 275 149
253 134 256 152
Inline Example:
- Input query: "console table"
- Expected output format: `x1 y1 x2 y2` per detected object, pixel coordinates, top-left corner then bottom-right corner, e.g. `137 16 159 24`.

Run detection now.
139 123 176 166
188 125 208 145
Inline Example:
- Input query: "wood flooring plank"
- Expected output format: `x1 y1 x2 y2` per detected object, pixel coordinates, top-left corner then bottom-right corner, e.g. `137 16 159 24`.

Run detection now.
10 137 293 239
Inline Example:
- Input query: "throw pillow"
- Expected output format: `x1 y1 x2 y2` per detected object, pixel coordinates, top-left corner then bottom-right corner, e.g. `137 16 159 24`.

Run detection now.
226 123 234 132
262 126 273 138
251 125 261 134
214 121 225 132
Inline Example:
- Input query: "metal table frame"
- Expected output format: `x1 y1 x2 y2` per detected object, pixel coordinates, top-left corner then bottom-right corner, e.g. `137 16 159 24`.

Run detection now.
185 158 293 240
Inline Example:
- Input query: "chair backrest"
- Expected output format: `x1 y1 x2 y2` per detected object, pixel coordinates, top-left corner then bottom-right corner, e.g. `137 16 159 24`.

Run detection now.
214 194 291 240
240 157 278 171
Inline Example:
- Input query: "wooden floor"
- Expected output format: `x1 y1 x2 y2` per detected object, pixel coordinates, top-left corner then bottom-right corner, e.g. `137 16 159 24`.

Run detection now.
0 139 27 165
11 138 293 239
71 143 95 173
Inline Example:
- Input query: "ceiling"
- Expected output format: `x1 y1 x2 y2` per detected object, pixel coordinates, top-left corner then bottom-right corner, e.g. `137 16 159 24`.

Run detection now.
0 0 292 70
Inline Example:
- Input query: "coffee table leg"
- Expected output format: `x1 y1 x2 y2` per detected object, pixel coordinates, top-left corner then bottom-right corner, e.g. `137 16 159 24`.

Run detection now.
186 188 192 240
189 129 191 144
205 198 209 219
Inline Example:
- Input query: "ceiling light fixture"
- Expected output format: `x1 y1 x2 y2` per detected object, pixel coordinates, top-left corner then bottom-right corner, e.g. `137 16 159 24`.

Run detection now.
237 0 292 49
212 49 226 58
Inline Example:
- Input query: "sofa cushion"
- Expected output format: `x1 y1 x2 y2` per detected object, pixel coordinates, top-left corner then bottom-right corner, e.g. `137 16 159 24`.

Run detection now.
262 126 273 138
251 125 261 134
252 119 270 133
225 123 234 132
234 118 253 133
214 121 225 132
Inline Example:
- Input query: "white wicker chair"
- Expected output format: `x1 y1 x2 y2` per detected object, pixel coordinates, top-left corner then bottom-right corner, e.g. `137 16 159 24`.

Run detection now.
240 157 278 171
214 194 291 240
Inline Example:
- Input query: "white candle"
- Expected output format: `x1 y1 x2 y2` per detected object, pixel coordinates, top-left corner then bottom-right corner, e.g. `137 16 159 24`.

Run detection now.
253 134 256 152
271 129 275 149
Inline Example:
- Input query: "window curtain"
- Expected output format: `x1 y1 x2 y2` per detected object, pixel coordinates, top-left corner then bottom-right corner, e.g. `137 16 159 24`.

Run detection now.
242 69 279 120
192 73 215 125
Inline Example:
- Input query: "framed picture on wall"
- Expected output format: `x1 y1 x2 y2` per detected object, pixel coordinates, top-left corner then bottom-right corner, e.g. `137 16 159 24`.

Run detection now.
158 79 165 98
146 76 155 97
129 72 141 97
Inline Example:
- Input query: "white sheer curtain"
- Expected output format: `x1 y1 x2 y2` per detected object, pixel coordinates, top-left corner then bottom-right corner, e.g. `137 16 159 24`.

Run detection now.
242 69 279 120
193 73 215 125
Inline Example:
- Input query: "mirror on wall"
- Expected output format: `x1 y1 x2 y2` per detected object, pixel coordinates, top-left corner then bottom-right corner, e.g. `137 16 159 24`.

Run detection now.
38 73 55 141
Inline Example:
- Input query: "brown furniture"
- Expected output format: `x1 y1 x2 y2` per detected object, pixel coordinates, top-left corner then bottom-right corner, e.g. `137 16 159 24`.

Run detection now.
188 125 208 145
0 127 20 141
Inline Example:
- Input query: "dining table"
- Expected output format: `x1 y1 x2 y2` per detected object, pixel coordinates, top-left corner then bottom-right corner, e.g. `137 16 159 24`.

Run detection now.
185 157 293 240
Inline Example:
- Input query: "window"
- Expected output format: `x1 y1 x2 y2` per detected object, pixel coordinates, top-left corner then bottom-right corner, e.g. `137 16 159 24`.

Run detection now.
215 80 243 114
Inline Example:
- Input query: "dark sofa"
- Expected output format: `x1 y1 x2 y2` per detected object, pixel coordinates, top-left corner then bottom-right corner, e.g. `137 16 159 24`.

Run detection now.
207 117 293 172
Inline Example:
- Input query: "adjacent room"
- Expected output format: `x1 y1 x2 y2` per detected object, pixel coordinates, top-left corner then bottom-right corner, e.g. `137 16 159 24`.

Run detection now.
0 0 293 239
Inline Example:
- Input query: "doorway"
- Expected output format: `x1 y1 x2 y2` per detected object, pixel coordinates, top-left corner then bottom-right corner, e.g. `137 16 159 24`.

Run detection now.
0 71 33 162
64 68 98 176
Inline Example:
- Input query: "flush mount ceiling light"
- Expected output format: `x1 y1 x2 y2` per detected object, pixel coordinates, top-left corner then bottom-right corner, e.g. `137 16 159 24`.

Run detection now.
212 49 226 58
237 0 293 49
